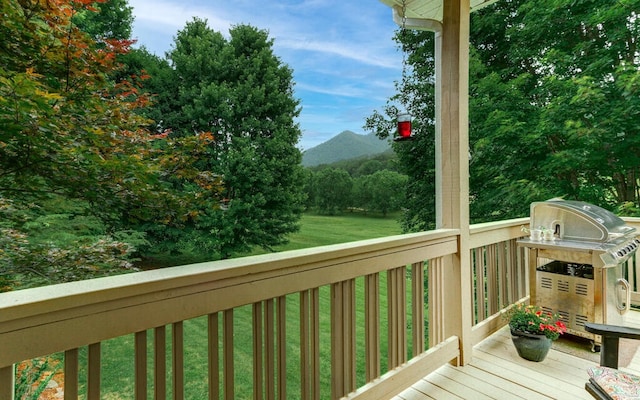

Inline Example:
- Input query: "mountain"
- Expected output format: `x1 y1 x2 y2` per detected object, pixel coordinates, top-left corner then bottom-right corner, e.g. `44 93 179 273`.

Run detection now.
301 131 391 167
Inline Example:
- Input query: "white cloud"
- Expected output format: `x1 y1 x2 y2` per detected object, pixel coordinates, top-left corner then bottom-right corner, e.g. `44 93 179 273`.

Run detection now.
276 39 400 69
129 0 232 32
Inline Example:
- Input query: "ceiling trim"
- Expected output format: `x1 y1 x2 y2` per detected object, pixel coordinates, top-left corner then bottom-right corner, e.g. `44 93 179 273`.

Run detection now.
381 0 500 31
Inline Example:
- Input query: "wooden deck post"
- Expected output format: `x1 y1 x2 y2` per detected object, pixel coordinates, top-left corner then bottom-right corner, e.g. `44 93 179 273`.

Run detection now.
435 0 473 365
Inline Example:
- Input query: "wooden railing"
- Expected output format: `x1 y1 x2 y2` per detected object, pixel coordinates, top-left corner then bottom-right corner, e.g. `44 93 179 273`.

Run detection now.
0 218 540 400
468 218 530 344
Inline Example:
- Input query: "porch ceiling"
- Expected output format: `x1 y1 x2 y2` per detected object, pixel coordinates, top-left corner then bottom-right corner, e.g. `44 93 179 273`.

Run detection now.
379 0 499 25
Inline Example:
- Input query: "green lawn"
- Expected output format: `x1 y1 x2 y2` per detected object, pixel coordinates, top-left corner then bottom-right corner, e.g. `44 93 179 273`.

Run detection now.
81 213 408 398
139 212 403 269
247 212 403 254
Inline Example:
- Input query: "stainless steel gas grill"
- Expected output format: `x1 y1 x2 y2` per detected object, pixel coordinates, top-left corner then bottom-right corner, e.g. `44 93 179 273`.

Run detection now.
518 199 639 347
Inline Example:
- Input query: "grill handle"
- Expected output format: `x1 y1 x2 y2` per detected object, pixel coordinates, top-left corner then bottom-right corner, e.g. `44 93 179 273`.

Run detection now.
616 278 631 315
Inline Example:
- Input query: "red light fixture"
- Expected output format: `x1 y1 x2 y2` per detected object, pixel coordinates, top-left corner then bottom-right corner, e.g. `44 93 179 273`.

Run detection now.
394 111 413 141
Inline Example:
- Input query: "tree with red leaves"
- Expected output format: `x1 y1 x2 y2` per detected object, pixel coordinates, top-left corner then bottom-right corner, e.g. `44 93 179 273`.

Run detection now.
0 0 224 286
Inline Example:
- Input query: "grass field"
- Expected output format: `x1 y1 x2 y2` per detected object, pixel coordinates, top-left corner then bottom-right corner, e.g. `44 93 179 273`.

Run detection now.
139 212 403 269
246 212 403 254
76 213 408 398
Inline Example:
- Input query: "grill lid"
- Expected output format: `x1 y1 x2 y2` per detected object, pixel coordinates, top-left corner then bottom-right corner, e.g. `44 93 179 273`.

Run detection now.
530 199 635 243
528 199 639 265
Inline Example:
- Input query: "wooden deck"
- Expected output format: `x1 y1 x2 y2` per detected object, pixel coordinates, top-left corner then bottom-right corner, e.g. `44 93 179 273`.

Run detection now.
394 310 640 400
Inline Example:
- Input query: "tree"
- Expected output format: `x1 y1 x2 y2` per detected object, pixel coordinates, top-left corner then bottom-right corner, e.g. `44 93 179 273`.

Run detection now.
136 20 305 258
469 0 640 217
367 0 640 228
355 170 408 216
365 29 438 231
356 160 385 177
0 0 150 286
73 0 134 41
0 0 225 285
314 168 353 215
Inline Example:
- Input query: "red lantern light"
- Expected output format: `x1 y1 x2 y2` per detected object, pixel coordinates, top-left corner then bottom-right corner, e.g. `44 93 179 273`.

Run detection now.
395 112 413 141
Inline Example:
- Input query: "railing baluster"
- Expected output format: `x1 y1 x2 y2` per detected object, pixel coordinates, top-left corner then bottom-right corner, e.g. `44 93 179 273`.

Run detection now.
331 283 344 399
497 241 507 307
519 244 528 298
0 365 14 400
173 322 184 400
135 331 148 400
311 288 320 400
365 273 380 380
300 289 320 400
633 255 640 302
475 247 487 322
87 343 101 400
299 291 310 400
277 296 286 400
400 268 407 361
412 262 425 355
155 326 167 400
331 279 355 399
252 302 263 400
387 267 407 368
64 348 79 400
387 270 397 368
346 279 356 391
208 313 219 400
265 299 275 400
429 257 446 346
487 244 498 314
223 309 234 400
508 239 519 303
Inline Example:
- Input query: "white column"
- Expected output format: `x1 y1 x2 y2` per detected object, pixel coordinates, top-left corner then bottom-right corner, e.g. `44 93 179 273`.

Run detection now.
435 0 472 365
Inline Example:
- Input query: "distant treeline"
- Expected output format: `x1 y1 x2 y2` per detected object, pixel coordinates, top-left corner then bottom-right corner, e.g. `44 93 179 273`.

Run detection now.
304 152 408 216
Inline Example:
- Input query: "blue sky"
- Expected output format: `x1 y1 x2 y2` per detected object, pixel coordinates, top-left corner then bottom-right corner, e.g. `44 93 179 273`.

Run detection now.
127 0 403 150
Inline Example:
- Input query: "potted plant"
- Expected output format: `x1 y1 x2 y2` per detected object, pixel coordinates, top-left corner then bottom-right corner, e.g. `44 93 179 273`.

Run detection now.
505 303 567 362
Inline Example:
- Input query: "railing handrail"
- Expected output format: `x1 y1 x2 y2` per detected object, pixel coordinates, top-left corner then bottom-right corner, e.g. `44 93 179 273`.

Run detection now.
0 229 459 319
470 217 529 248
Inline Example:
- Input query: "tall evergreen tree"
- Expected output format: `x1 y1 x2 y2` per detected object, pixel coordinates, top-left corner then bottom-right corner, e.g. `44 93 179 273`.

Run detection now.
137 19 305 258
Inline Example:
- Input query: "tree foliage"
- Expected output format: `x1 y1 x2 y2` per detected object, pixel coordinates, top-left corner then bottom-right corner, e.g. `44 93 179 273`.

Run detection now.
470 0 640 220
0 0 225 286
354 170 408 216
125 19 306 258
313 168 353 215
73 0 134 41
367 0 640 228
0 0 155 286
364 29 437 231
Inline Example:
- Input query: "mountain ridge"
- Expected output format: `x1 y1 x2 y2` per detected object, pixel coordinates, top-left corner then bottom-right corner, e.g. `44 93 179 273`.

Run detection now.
302 131 391 167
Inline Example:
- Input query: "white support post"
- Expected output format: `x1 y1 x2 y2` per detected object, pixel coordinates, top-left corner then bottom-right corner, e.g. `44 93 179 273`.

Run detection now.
436 0 473 365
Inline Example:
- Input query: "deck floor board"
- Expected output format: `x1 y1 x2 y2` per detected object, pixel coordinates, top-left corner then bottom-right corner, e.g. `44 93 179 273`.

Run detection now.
393 310 640 400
